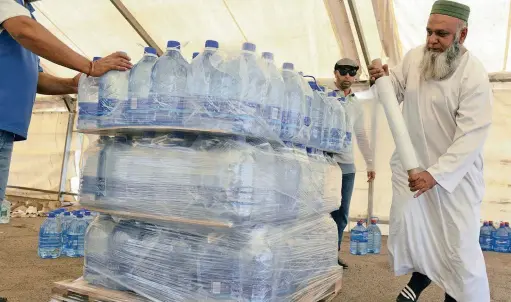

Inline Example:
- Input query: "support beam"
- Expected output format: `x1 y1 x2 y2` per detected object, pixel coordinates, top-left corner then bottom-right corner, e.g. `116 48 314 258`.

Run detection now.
110 0 163 56
371 0 402 67
323 0 362 67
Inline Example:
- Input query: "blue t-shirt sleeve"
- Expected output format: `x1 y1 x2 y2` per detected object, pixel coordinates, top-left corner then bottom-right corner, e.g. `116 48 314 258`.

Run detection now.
37 57 43 72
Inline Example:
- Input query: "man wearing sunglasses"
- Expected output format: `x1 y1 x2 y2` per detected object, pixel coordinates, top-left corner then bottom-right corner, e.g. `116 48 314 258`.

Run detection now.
329 58 375 269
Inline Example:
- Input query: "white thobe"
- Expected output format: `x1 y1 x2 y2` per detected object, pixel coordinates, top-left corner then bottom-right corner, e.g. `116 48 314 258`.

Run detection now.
387 46 492 302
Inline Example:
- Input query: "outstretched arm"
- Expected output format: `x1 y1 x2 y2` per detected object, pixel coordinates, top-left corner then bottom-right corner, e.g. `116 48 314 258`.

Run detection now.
37 72 81 95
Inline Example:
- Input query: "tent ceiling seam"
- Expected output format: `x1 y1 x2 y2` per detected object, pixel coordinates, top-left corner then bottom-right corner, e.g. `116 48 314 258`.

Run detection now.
223 0 248 42
502 3 511 71
109 0 163 56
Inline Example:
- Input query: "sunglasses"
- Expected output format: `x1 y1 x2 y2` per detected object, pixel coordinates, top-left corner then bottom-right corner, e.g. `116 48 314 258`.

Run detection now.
337 68 357 77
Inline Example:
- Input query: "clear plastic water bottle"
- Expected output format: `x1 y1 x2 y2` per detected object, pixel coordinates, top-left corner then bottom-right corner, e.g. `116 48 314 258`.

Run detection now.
77 56 101 130
479 221 492 251
63 213 88 257
241 225 273 301
299 73 313 144
237 42 266 136
274 142 300 224
197 233 240 300
493 222 510 253
367 218 382 254
126 47 158 125
260 52 283 138
84 211 94 225
38 213 62 259
308 81 324 149
150 40 189 126
228 137 255 224
489 220 497 250
350 220 368 255
60 211 73 250
187 40 220 128
281 63 304 142
98 52 130 127
210 51 242 133
0 199 10 224
326 93 346 152
321 91 333 149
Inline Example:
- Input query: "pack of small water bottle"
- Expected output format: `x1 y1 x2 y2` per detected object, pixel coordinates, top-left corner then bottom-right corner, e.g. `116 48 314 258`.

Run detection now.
76 40 361 153
479 220 511 253
37 208 98 259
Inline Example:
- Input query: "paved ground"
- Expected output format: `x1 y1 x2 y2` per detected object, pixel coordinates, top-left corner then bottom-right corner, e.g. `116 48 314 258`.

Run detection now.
0 218 509 302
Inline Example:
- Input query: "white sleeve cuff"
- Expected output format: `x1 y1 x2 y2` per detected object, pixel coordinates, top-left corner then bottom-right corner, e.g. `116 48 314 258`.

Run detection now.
0 0 31 33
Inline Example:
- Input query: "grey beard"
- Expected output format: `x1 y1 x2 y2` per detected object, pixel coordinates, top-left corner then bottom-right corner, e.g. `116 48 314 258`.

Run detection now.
419 40 461 81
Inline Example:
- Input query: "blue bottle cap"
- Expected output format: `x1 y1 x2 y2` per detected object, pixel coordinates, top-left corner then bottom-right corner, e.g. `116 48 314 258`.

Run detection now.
262 52 274 60
242 42 256 52
205 40 219 48
306 147 314 154
167 40 181 49
192 52 199 59
48 213 56 218
84 211 91 216
76 213 84 218
144 47 157 55
92 57 102 61
308 81 319 91
63 212 71 216
282 62 294 70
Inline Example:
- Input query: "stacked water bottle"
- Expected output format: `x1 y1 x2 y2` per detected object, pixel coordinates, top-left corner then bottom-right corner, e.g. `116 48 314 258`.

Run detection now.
38 208 98 259
75 40 345 301
479 220 511 253
77 40 351 153
349 218 382 256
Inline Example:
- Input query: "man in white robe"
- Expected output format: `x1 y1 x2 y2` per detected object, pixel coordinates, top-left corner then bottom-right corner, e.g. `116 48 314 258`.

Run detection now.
368 1 492 301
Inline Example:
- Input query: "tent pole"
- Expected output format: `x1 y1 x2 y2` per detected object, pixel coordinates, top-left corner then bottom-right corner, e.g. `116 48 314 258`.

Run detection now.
347 0 374 225
58 110 75 203
109 0 163 56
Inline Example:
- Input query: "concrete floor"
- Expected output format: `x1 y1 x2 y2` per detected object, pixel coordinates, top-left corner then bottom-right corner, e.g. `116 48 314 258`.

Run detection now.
0 218 509 302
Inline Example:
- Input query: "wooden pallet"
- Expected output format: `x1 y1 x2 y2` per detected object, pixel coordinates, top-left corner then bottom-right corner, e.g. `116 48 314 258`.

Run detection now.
51 276 341 302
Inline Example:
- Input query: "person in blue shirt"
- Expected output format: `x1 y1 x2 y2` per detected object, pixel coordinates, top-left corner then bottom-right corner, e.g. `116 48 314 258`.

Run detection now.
0 0 133 222
328 58 375 269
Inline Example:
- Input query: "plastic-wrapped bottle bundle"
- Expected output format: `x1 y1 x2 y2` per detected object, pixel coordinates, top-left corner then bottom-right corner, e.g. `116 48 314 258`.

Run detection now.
98 53 130 128
150 40 189 126
260 52 284 139
187 40 222 129
272 142 300 225
308 81 325 149
280 63 305 143
126 47 158 125
321 91 334 150
84 213 341 302
77 57 101 130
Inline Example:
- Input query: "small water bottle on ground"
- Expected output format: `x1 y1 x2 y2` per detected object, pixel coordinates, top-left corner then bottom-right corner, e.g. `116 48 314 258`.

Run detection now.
350 220 368 255
63 213 88 257
493 222 510 253
367 218 382 254
60 211 73 250
0 199 10 224
38 213 62 259
489 221 497 250
479 221 492 251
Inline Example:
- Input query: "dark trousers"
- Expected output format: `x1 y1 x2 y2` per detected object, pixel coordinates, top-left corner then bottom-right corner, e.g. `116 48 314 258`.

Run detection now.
330 172 356 250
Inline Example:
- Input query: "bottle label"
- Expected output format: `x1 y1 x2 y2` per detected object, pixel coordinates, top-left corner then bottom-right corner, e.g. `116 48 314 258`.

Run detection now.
130 97 138 109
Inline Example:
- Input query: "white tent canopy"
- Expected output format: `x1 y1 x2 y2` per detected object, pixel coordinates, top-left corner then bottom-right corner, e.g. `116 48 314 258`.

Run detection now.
7 0 510 225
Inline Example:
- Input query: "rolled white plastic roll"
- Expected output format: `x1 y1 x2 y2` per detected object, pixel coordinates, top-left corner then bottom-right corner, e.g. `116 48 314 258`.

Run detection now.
372 59 420 175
